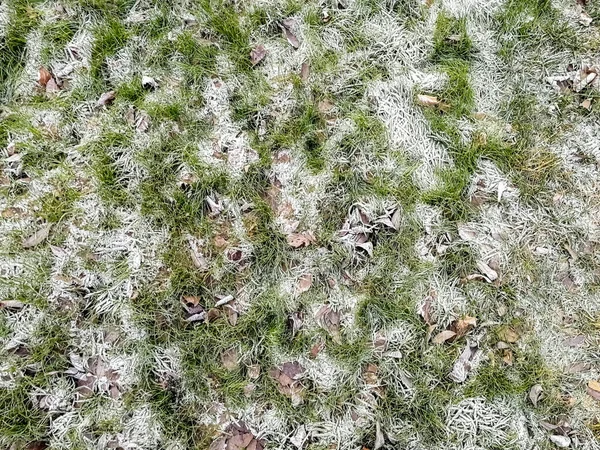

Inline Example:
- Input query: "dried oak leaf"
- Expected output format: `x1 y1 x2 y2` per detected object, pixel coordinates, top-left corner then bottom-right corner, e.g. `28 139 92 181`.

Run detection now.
363 363 379 385
23 223 52 248
287 231 315 248
498 326 520 343
250 44 267 66
309 339 324 359
269 361 305 404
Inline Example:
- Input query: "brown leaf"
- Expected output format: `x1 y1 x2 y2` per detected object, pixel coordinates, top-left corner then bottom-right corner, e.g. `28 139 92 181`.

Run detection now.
250 44 267 66
417 94 448 110
419 295 434 325
300 61 310 81
501 349 513 366
281 19 300 49
38 67 52 87
221 347 239 371
309 339 324 358
182 295 201 306
564 335 586 347
297 273 313 293
135 110 150 132
315 305 340 336
97 91 116 107
23 223 52 248
223 304 238 326
363 363 378 385
317 99 334 115
450 316 477 338
432 330 456 345
281 361 304 381
587 380 600 401
580 98 592 110
287 231 315 248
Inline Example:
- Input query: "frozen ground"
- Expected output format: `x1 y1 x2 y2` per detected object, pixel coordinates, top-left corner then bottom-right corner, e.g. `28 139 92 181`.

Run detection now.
1 0 600 449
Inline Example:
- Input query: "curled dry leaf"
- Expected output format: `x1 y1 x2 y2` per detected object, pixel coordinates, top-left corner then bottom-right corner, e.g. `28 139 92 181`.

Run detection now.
297 273 313 294
529 383 543 407
213 422 265 450
416 94 449 110
281 18 300 48
309 339 324 358
250 44 267 66
46 78 60 94
23 223 52 248
287 231 315 248
449 341 479 383
450 316 477 338
316 304 340 338
580 98 592 110
182 295 200 306
97 90 116 107
587 380 600 401
432 329 456 345
247 364 260 379
288 312 303 337
38 67 52 87
476 261 498 281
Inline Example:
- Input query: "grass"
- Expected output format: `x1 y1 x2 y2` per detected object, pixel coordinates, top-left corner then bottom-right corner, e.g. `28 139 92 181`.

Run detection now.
0 0 599 448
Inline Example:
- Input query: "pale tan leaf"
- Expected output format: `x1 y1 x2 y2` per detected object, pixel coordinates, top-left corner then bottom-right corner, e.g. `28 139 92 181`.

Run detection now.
287 231 315 248
529 383 543 407
221 347 239 371
250 44 267 66
297 273 313 293
46 78 60 93
498 327 520 343
0 300 25 309
451 316 477 337
300 61 310 81
182 295 200 306
23 223 52 248
432 330 456 344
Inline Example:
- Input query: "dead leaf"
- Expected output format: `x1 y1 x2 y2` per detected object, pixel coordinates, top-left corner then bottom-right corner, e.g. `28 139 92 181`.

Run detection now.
498 327 520 343
580 98 592 110
356 241 373 257
309 339 324 358
250 44 267 66
416 94 449 110
182 295 201 306
318 99 334 115
501 349 513 366
549 435 571 448
529 384 543 407
297 273 313 294
0 300 25 309
223 304 238 326
300 61 310 81
587 380 600 401
287 231 315 248
450 316 477 338
281 19 300 49
38 67 52 87
269 362 305 405
46 78 60 94
135 110 150 132
564 335 586 347
363 363 379 385
221 347 239 371
23 223 52 248
288 312 303 337
432 330 456 344
449 341 479 383
214 294 234 307
97 91 116 107
476 261 498 281
316 305 340 338
247 364 260 379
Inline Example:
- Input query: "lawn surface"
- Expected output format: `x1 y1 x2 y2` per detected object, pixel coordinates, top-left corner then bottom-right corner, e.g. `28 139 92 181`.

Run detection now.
1 0 600 449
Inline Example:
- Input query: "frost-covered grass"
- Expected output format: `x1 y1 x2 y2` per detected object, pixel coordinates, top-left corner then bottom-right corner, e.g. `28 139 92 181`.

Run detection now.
1 0 600 449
